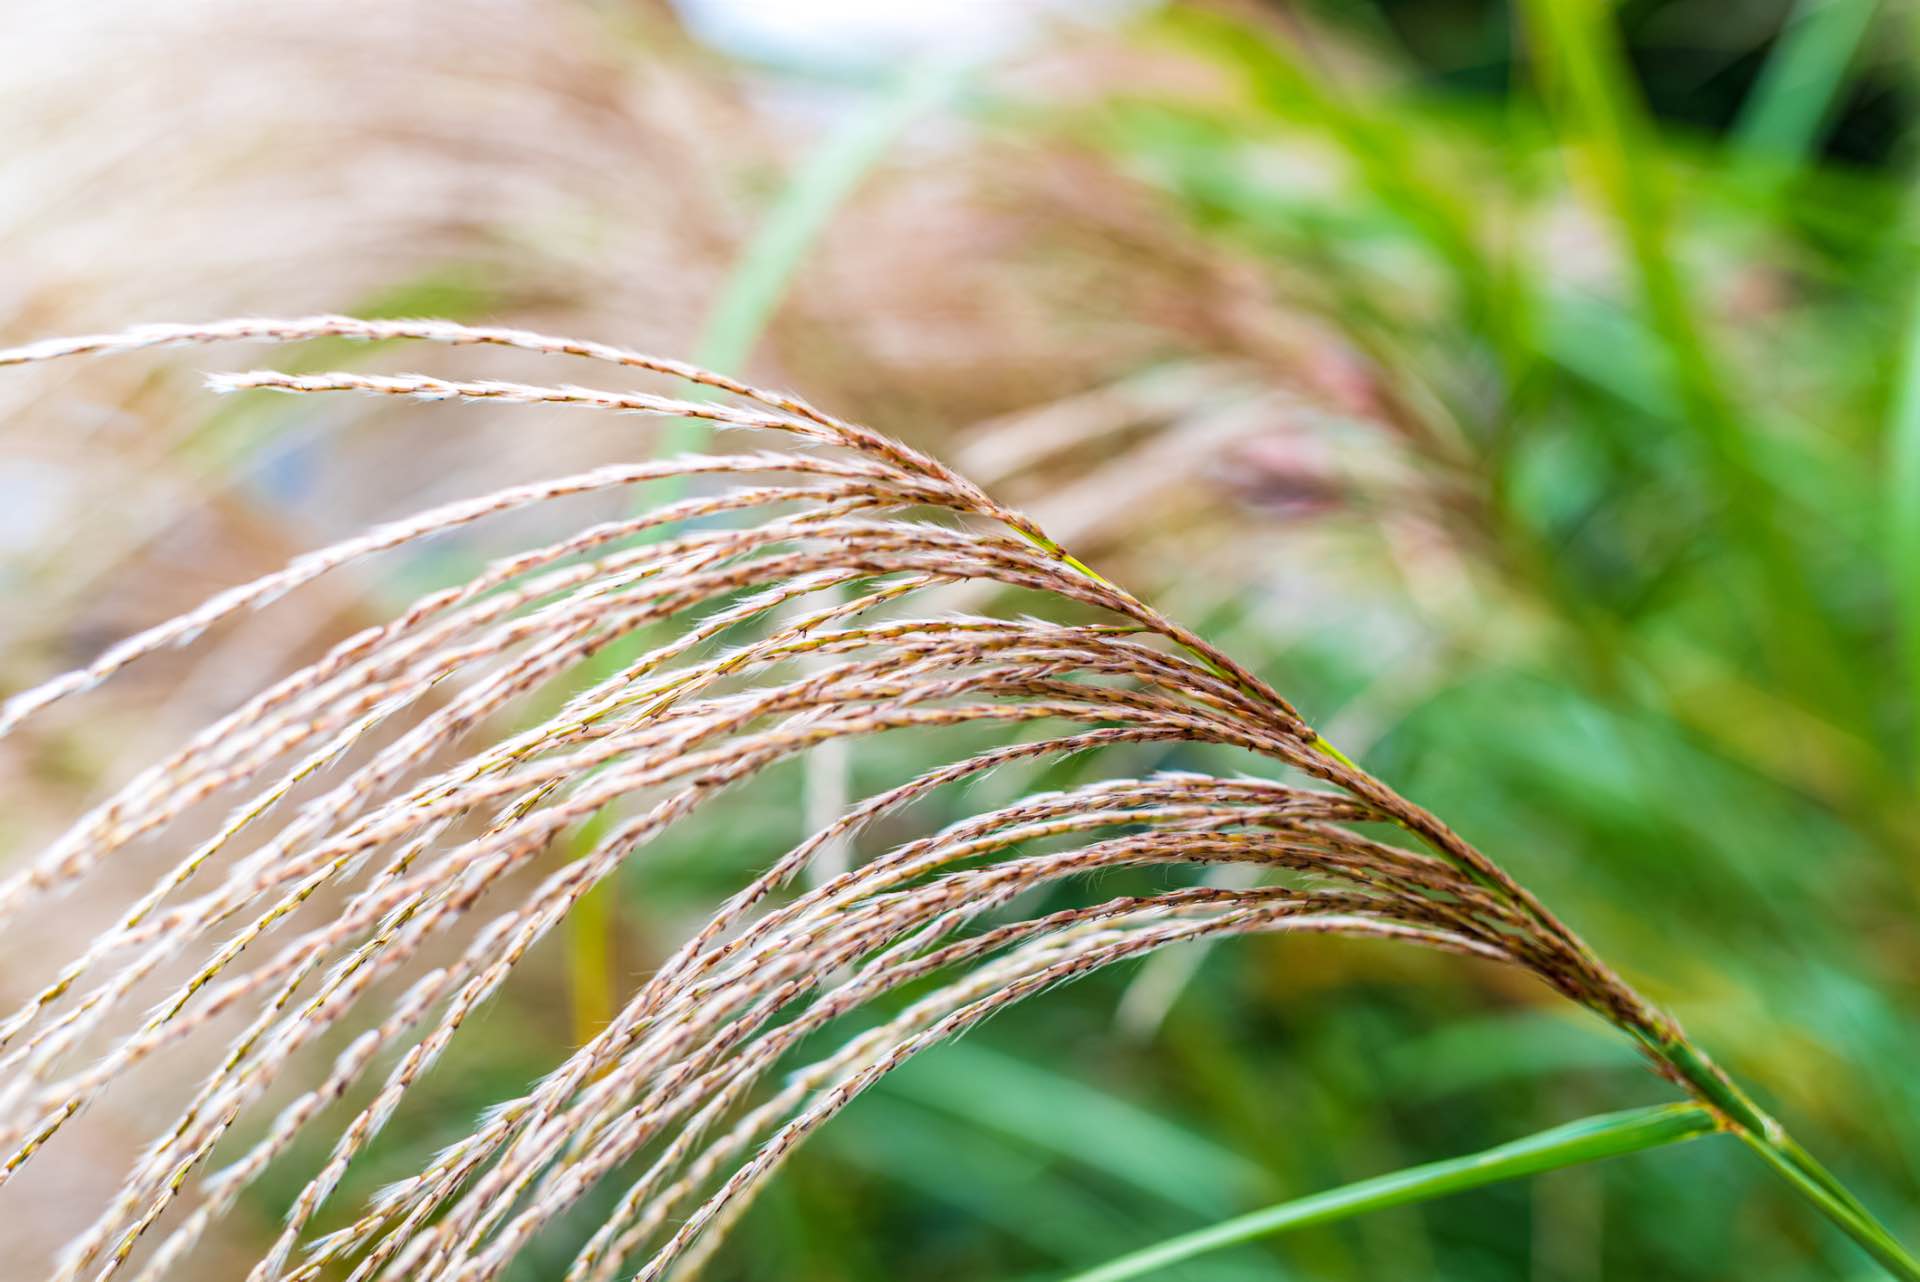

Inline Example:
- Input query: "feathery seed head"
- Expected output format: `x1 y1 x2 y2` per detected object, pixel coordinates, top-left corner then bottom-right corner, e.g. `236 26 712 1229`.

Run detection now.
0 317 1687 1282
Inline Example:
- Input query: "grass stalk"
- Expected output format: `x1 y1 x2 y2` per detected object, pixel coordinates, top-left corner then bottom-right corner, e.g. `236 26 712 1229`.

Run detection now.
1649 1035 1920 1280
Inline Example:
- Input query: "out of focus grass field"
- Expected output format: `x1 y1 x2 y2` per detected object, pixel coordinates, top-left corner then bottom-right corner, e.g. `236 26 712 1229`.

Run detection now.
3 1 1918 1277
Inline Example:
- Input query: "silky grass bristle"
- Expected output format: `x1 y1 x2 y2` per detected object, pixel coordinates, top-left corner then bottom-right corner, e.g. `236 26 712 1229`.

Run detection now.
0 317 1909 1282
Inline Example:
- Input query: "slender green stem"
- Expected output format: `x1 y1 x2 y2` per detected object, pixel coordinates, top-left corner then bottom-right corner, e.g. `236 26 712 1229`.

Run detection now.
1739 1134 1920 1282
1309 733 1359 771
1058 1103 1717 1282
1304 748 1913 1276
1651 1037 1920 1281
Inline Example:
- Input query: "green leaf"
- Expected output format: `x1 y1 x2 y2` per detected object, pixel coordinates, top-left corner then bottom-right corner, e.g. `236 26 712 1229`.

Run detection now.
1732 0 1881 171
1054 1103 1718 1282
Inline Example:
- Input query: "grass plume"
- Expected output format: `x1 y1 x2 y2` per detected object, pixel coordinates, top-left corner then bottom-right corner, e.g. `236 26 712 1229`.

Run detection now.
0 317 1910 1281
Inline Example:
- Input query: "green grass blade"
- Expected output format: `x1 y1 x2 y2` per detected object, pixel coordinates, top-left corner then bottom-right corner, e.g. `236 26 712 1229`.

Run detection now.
1732 0 1881 169
1519 0 1745 497
656 53 973 461
1519 0 1859 718
1148 6 1523 365
1889 282 1920 777
1055 1103 1717 1282
702 57 971 369
565 55 970 1043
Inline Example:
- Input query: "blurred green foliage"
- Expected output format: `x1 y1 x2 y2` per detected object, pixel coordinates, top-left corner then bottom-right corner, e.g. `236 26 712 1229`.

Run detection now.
1041 2 1920 1276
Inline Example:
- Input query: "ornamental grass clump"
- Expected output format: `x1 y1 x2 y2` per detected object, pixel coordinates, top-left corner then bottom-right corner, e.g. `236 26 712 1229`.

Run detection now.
0 317 1911 1281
